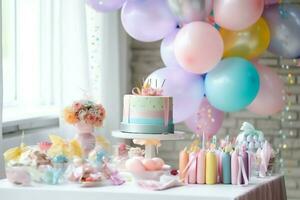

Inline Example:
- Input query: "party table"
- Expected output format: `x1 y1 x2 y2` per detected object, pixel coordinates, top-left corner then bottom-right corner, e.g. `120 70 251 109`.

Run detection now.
0 175 286 200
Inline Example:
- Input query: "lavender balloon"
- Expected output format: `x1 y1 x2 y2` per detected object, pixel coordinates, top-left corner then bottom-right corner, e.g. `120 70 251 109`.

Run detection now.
160 30 182 68
86 0 125 12
121 0 177 42
263 4 300 58
185 98 224 138
146 67 204 123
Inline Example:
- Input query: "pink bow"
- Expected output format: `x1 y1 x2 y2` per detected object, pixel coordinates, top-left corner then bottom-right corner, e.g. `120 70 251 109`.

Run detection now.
237 155 249 186
132 87 163 96
182 152 198 184
259 141 272 177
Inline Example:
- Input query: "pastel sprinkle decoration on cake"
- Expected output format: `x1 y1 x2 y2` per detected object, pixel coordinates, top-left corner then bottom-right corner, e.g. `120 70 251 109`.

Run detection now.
120 79 174 134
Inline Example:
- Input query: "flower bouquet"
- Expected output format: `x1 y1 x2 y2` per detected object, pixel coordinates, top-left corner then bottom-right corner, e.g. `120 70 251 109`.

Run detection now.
64 100 106 157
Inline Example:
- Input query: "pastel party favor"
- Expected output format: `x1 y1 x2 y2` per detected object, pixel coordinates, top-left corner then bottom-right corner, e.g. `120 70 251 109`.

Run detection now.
222 152 231 184
241 150 249 184
231 150 239 185
205 151 217 184
47 135 83 159
236 122 264 152
196 150 206 184
179 148 189 181
6 166 31 186
216 150 222 183
187 152 197 184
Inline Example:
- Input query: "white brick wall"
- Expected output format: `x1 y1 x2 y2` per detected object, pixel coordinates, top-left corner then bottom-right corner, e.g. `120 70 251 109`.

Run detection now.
129 26 300 199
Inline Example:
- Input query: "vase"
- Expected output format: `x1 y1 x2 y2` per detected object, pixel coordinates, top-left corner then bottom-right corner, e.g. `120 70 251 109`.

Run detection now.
75 122 96 157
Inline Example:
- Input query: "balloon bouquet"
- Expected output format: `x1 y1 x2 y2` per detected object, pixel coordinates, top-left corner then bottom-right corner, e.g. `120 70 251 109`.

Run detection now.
86 0 300 138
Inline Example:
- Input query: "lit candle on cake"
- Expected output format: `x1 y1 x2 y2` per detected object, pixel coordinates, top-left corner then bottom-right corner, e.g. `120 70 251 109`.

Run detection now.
179 147 189 181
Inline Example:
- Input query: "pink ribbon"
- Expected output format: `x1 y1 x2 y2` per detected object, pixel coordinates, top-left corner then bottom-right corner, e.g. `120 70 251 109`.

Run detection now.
182 153 197 184
259 141 272 177
237 155 249 186
132 87 163 96
163 98 169 127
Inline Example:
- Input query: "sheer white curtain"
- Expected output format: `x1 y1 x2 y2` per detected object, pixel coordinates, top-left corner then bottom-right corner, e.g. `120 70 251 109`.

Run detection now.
56 0 130 139
0 1 4 178
55 0 91 138
97 12 130 141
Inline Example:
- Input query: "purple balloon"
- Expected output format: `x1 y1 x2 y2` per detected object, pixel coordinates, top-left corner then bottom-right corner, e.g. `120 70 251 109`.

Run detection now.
121 0 177 42
146 67 204 123
86 0 125 12
185 98 224 138
160 29 182 68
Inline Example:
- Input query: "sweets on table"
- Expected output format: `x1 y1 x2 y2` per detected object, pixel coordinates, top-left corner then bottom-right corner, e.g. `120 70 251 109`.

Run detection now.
175 122 275 186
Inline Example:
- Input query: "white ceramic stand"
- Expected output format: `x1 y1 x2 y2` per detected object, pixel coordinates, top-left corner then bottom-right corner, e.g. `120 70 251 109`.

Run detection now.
112 130 185 158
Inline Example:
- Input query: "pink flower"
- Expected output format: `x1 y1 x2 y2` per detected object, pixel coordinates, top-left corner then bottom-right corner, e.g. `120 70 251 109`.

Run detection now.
73 101 83 112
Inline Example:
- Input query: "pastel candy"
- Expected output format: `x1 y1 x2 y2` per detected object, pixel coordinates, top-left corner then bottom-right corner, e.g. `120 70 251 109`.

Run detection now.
253 135 258 141
188 152 197 184
246 135 252 142
179 149 189 181
222 152 231 184
205 152 217 184
248 141 255 150
254 141 260 149
231 150 239 185
196 150 206 184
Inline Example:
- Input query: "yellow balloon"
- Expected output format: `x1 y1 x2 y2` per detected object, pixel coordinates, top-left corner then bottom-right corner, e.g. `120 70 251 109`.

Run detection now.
220 18 270 60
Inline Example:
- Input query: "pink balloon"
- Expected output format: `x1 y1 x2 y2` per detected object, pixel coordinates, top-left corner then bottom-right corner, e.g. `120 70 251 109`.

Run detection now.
214 0 264 31
174 22 224 74
185 98 224 138
247 63 285 115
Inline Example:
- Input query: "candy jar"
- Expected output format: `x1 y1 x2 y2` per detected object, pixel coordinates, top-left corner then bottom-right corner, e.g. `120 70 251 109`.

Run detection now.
6 165 31 186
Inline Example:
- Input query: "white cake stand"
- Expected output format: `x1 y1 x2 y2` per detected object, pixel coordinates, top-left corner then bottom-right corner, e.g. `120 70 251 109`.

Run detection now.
112 130 185 158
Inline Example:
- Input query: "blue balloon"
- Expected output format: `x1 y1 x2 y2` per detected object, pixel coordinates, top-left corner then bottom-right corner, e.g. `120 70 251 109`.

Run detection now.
205 57 260 112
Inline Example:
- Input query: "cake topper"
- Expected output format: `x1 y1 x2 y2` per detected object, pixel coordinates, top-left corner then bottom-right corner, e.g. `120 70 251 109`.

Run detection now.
132 78 165 96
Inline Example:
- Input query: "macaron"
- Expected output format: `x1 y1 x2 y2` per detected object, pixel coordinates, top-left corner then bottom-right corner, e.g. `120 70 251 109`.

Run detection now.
125 158 145 172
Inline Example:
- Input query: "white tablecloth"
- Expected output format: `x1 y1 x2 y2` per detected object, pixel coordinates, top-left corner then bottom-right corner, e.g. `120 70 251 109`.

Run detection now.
0 175 286 200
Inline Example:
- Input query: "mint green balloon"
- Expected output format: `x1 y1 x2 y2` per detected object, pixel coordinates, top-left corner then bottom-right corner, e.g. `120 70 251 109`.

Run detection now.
205 57 260 112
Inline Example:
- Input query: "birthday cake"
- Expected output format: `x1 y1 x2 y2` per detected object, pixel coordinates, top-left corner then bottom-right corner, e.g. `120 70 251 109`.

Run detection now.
120 95 174 134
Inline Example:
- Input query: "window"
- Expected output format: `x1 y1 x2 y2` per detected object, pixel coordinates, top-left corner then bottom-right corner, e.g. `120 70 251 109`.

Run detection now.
1 0 112 133
2 0 59 127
